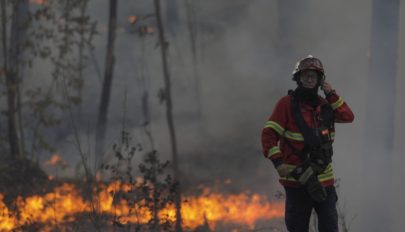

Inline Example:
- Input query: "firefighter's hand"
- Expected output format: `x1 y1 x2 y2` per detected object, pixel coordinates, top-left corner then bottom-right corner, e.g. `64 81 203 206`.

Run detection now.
276 164 290 177
321 81 333 95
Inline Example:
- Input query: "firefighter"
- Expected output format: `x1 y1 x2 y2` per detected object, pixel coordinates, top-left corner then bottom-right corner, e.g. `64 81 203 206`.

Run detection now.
261 55 354 232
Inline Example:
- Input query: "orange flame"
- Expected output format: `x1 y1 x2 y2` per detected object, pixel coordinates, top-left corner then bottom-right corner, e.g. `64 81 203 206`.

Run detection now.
128 15 138 25
0 182 284 231
0 194 16 231
44 154 67 167
180 187 284 230
29 0 47 5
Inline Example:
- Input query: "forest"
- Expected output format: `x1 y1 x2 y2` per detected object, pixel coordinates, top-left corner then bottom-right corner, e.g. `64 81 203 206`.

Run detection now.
0 0 404 231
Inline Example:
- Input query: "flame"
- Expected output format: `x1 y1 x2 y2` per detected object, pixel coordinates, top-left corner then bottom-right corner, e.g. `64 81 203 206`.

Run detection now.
0 194 16 231
44 154 67 167
181 188 284 229
143 26 155 34
29 0 47 5
0 182 284 231
128 15 138 25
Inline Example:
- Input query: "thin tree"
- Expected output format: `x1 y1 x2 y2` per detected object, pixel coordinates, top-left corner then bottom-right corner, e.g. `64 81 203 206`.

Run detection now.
184 0 202 119
1 0 95 167
139 32 154 150
363 0 399 231
77 0 89 112
1 0 30 159
154 0 182 231
0 0 16 158
12 0 29 159
96 0 118 163
166 0 178 34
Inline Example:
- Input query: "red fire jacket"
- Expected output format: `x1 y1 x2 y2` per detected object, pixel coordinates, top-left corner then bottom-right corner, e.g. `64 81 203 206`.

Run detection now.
261 91 354 187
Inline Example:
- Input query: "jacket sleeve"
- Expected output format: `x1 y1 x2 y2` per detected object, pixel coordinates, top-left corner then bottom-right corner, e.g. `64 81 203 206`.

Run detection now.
261 97 289 168
326 91 354 123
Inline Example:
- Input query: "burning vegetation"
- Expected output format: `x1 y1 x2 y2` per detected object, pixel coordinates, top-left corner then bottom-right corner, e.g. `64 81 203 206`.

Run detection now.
0 149 284 231
0 181 284 231
0 1 289 231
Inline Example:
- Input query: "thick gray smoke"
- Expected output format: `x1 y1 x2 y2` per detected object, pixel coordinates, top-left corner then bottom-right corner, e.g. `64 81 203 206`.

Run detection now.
29 0 405 231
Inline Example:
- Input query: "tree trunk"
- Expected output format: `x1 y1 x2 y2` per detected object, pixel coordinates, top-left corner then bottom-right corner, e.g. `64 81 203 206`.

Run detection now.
166 0 178 34
95 0 118 162
363 0 399 231
184 0 202 119
77 0 88 113
2 0 29 159
153 0 182 231
0 0 17 159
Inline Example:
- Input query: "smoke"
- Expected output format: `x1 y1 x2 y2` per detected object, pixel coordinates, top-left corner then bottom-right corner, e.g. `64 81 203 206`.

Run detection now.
4 0 404 231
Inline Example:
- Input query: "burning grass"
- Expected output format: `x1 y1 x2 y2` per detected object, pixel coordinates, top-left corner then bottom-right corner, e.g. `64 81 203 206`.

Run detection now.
0 144 284 231
0 180 284 231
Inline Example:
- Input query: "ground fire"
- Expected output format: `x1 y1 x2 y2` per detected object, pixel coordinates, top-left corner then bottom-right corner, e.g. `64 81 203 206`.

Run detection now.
29 0 47 5
0 181 284 231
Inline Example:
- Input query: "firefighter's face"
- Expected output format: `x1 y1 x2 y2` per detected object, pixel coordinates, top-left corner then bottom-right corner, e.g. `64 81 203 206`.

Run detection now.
299 70 320 88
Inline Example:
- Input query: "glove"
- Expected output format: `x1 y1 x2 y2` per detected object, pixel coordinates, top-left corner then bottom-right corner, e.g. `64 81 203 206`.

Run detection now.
310 159 327 174
306 175 327 202
276 163 290 177
290 162 314 185
290 163 327 202
309 143 333 173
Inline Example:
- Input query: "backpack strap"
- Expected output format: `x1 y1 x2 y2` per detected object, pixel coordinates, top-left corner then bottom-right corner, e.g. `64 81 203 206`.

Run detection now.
287 90 335 166
289 91 322 147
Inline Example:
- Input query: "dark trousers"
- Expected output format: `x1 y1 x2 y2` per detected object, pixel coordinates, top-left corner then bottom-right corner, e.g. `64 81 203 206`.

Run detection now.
284 186 338 232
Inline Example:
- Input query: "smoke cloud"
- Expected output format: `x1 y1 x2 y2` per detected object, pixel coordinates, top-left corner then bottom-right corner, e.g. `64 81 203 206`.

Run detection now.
12 0 404 231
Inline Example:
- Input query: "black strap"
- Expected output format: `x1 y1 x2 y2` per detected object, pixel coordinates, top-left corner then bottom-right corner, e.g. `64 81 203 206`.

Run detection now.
290 93 322 147
287 91 335 161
